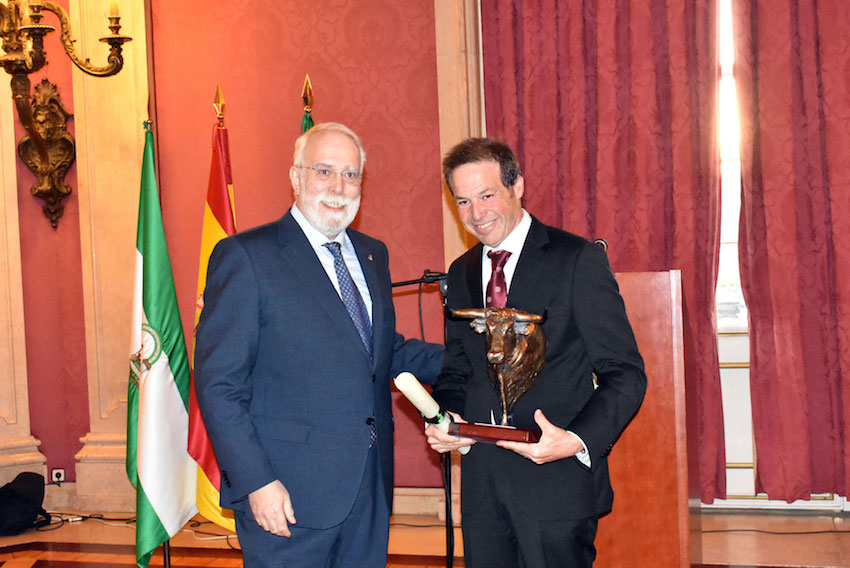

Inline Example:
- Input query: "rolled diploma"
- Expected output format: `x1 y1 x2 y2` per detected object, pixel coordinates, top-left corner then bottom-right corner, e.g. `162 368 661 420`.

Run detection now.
394 372 470 454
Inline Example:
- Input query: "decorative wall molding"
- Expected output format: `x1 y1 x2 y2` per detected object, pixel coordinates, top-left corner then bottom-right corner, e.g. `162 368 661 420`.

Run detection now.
75 431 134 511
71 0 148 511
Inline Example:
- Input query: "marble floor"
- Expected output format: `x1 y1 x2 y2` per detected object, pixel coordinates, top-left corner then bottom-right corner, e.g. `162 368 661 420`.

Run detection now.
0 510 848 567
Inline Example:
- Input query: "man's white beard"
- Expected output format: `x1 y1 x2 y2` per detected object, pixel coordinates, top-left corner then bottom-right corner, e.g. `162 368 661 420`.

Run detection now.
299 191 361 239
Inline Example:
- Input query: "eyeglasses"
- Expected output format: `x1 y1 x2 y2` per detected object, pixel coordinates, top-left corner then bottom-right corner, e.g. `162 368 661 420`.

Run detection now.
296 164 362 185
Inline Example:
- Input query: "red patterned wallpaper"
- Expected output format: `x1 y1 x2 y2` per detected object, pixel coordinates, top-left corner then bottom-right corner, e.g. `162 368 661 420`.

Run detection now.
16 0 89 481
151 0 445 487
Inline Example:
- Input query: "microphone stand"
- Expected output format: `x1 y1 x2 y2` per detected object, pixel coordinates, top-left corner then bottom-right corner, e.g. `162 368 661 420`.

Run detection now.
391 269 454 568
391 269 448 289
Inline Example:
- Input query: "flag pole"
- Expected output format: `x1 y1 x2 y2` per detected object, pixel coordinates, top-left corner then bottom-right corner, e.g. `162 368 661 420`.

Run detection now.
163 540 171 568
147 118 175 568
146 118 174 568
129 120 197 568
186 85 238 533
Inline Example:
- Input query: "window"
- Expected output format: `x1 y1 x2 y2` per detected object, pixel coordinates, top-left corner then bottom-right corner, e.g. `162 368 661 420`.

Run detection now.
716 0 748 333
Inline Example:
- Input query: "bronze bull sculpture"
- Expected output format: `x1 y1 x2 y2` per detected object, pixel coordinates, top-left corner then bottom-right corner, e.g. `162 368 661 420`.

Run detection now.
452 308 547 426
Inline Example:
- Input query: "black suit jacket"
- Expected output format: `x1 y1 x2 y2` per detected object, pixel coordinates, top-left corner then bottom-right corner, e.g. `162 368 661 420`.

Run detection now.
433 217 646 520
195 211 443 529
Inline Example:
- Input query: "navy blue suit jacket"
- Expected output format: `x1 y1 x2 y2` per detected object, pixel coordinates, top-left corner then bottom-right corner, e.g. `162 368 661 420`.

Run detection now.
195 211 443 529
433 217 646 520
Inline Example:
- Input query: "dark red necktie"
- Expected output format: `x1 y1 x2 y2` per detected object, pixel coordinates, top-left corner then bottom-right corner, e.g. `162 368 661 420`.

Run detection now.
486 250 511 308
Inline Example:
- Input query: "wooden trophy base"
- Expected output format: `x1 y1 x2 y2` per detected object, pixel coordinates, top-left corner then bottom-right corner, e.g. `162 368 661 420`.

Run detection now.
448 421 541 444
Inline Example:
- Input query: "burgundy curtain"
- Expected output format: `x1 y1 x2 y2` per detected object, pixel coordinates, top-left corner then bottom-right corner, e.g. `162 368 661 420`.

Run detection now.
734 0 850 500
482 0 725 501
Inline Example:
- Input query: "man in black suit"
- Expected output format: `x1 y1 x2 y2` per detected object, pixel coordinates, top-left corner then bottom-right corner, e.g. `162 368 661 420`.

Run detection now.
426 138 646 567
195 122 443 568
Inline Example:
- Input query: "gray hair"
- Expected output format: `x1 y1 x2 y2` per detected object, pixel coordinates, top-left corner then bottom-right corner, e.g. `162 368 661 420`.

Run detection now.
293 122 366 169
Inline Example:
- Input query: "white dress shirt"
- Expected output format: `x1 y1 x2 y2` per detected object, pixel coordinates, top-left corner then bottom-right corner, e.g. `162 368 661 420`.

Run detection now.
481 209 590 466
291 204 373 322
480 210 532 303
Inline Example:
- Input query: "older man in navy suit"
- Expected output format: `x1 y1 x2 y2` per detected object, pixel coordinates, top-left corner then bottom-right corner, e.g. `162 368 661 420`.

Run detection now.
426 138 646 568
195 122 443 568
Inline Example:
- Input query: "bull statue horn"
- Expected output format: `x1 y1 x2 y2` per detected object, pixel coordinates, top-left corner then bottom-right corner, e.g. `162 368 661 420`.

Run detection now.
452 308 487 319
514 310 545 323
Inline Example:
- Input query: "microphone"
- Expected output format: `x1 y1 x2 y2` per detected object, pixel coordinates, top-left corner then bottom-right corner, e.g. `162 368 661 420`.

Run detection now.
391 270 448 297
394 372 469 454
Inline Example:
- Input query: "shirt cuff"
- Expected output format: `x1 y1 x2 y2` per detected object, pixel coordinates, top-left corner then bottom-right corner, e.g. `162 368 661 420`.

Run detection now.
567 430 591 468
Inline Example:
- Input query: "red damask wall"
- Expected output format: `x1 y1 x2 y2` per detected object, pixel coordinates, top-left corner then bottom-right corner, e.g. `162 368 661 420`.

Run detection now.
150 0 445 487
17 0 89 481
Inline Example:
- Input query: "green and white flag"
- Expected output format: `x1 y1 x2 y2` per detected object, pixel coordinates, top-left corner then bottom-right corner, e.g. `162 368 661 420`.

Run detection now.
127 124 197 568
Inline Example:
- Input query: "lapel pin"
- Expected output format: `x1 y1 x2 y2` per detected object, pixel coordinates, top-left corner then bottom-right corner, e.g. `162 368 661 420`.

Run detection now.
368 254 373 261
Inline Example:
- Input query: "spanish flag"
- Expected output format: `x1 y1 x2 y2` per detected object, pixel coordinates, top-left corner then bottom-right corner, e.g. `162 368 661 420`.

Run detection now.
187 88 237 531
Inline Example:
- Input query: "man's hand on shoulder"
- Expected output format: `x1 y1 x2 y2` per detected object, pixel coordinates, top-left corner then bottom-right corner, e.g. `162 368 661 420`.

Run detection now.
497 409 584 464
248 480 296 537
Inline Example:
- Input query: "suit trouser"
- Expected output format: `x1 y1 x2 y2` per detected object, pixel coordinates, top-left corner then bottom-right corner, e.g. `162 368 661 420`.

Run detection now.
461 459 598 568
235 446 389 568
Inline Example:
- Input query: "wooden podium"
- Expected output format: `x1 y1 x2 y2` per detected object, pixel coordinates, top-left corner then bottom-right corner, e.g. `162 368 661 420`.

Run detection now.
595 271 701 567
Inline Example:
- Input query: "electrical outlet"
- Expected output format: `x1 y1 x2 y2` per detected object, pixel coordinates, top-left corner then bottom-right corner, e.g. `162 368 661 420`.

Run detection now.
52 468 65 483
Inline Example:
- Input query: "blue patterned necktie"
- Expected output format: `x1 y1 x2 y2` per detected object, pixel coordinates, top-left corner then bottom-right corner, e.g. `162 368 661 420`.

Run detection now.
324 242 373 357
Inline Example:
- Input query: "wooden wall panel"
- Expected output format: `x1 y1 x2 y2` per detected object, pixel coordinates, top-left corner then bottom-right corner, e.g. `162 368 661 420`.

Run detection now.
595 271 700 567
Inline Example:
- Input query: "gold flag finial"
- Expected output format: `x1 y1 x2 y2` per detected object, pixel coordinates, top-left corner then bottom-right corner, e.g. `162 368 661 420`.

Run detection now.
213 85 225 126
301 74 314 111
300 74 315 134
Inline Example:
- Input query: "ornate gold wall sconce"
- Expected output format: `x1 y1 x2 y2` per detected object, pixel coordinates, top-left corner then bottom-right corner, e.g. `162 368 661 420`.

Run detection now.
0 0 131 227
17 78 73 227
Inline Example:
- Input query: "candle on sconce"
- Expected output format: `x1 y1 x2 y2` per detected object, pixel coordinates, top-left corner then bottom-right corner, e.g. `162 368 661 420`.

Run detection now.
108 1 119 18
26 0 41 24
